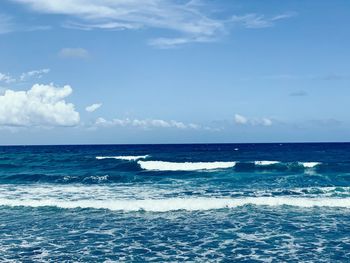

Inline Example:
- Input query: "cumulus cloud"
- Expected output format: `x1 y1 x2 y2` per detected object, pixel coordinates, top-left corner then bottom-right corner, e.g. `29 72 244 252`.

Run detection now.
234 113 273 126
59 48 89 59
11 0 295 48
86 103 102 112
0 87 6 95
0 83 80 127
94 117 199 130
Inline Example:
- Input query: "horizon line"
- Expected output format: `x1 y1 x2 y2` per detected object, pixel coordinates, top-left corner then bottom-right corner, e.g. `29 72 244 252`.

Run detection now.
1 141 349 147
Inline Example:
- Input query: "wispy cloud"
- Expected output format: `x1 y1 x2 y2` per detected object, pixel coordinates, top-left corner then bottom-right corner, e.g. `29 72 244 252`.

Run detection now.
59 48 89 59
20 68 50 81
290 90 308 97
231 12 296 29
308 118 342 127
314 73 349 81
0 13 51 34
0 68 50 83
0 14 13 34
10 0 296 48
0 72 16 84
260 73 349 81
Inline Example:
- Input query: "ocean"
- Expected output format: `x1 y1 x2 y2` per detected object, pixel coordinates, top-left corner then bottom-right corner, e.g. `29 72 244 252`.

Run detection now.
1 143 350 262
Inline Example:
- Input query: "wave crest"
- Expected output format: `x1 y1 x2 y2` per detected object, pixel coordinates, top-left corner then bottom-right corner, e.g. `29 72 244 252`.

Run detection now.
137 161 236 171
254 161 280 166
1 197 350 212
96 155 149 161
299 162 321 168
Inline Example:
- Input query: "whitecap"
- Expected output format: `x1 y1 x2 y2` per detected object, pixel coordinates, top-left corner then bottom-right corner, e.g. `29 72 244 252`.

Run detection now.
96 155 149 161
1 197 350 212
254 161 280 166
137 160 236 171
299 162 321 168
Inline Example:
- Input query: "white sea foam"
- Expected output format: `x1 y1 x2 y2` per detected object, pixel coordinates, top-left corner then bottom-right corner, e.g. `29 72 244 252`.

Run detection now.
1 197 350 212
299 162 321 168
96 155 149 161
254 161 280 166
137 161 236 171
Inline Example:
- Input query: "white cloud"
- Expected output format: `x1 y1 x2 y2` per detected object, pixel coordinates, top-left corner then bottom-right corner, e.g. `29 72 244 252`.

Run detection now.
11 0 295 48
0 72 16 83
234 114 248 124
59 48 89 58
1 69 50 83
0 14 13 34
234 113 273 126
148 35 216 49
12 0 223 39
0 87 6 95
231 12 296 29
86 103 102 112
94 117 200 130
20 68 50 81
0 13 51 34
261 118 272 126
0 83 80 127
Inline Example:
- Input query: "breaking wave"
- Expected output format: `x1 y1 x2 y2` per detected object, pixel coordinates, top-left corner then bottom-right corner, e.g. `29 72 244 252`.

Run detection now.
137 161 236 171
96 155 149 161
299 162 321 168
252 161 321 168
1 197 350 212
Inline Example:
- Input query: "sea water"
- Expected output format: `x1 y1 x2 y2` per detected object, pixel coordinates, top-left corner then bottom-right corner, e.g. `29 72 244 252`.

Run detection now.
0 143 350 262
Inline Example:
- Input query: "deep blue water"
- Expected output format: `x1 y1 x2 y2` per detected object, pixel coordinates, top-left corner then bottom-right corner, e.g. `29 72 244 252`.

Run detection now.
1 143 350 262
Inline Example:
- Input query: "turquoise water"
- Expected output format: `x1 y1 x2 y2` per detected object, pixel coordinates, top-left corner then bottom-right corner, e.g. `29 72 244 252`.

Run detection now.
1 143 350 262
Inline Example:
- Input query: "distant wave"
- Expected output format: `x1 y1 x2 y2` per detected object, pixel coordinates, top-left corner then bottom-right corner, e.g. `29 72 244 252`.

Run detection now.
254 161 280 166
136 160 322 171
253 161 321 168
137 161 236 171
96 155 149 161
1 197 350 212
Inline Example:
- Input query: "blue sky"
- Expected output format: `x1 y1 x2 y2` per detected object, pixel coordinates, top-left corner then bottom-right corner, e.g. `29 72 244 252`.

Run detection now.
0 0 349 144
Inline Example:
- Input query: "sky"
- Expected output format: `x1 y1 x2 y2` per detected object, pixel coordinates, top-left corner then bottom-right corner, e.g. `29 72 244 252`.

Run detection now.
0 0 349 145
